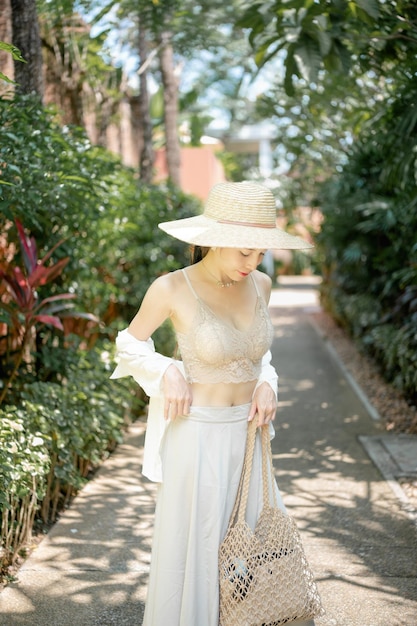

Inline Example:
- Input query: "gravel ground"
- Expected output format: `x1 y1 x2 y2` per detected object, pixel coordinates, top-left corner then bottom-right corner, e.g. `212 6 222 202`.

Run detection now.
310 310 417 511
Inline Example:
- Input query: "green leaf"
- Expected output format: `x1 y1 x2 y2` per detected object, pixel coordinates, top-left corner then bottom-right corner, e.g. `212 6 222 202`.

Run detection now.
284 48 298 97
293 36 321 82
354 0 380 20
315 29 332 57
0 42 26 63
0 311 12 324
237 4 265 30
59 174 90 183
150 87 165 120
0 72 15 84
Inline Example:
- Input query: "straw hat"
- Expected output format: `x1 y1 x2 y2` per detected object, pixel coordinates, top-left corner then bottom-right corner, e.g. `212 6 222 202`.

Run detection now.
158 181 313 250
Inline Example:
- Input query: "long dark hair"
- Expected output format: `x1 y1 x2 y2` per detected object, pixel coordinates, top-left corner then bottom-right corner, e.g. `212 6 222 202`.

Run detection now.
190 245 210 264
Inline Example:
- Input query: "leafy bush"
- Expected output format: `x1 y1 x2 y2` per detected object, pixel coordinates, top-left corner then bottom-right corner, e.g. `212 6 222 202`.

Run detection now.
90 179 201 332
0 94 116 252
0 95 201 335
0 93 202 577
19 340 138 522
0 414 50 571
0 219 98 406
316 76 417 406
0 339 138 572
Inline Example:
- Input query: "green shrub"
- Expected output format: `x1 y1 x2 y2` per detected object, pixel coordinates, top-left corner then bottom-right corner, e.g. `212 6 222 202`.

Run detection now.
0 95 201 334
19 340 137 521
365 323 417 401
0 413 50 570
0 93 201 577
316 76 417 408
95 180 201 331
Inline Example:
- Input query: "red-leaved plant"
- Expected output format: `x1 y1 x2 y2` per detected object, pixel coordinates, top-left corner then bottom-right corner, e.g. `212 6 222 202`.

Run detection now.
0 219 97 405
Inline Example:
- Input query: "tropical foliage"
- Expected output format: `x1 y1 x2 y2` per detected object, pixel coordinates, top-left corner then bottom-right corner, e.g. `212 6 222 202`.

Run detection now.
236 0 417 407
0 41 25 83
239 0 417 95
0 343 135 572
0 93 199 576
0 95 198 326
316 75 417 404
0 219 98 405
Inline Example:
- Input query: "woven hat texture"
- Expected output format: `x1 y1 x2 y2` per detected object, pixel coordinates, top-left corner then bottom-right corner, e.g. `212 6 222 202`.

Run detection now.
158 181 313 250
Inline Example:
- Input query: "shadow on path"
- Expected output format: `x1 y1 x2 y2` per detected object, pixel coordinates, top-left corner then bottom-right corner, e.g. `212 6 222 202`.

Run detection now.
269 305 417 626
0 422 153 625
1 281 416 626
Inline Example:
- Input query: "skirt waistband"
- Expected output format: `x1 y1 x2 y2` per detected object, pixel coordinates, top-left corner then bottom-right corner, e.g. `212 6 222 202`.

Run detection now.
179 403 251 424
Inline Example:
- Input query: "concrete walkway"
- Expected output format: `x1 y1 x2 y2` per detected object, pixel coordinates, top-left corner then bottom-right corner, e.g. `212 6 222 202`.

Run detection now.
1 278 416 626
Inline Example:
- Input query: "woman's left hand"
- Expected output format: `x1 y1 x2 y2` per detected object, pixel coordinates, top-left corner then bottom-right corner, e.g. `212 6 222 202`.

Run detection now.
248 382 277 426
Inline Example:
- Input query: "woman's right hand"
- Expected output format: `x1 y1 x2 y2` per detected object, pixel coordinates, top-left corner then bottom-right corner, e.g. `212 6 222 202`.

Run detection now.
162 364 193 420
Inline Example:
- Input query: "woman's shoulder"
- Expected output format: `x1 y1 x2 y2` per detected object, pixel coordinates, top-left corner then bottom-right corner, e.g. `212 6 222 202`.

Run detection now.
252 269 272 300
149 268 187 296
148 268 197 330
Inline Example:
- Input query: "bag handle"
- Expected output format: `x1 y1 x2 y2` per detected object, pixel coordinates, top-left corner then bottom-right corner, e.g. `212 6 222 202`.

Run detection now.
229 420 277 526
261 422 278 509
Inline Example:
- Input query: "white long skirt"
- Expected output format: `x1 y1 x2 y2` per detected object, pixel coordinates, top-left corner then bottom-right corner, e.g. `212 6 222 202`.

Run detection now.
142 404 288 626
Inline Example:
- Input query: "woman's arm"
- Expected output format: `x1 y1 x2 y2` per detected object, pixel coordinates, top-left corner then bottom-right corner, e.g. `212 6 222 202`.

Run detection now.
128 273 174 340
111 273 192 419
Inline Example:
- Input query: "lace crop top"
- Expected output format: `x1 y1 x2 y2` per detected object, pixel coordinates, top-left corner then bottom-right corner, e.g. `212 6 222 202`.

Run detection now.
176 269 274 384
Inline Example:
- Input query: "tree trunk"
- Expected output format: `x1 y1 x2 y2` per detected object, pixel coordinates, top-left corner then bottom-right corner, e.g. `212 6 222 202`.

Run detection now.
11 0 43 98
138 24 155 183
0 0 14 89
159 31 181 186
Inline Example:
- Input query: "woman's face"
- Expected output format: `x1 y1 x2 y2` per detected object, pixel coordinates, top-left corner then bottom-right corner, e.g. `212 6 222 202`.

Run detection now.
218 248 267 281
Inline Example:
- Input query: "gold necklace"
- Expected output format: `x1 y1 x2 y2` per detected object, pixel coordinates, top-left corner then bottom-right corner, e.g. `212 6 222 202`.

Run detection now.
202 260 237 288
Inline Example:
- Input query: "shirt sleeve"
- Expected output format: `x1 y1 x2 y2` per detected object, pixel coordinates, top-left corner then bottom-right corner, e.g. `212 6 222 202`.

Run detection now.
253 350 279 400
110 328 184 398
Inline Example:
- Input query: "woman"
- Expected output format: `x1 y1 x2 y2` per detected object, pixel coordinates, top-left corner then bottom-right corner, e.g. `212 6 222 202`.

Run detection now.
111 181 314 626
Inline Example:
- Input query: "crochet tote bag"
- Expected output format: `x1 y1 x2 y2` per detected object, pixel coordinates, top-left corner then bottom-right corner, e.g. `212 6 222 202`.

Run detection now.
218 420 323 626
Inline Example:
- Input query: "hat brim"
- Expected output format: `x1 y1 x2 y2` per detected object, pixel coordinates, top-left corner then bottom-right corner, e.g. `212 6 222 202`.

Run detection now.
158 215 313 250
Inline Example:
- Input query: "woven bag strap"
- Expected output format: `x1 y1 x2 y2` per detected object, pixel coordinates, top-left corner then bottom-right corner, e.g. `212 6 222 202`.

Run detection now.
237 418 258 523
227 418 258 526
229 420 277 526
261 424 278 509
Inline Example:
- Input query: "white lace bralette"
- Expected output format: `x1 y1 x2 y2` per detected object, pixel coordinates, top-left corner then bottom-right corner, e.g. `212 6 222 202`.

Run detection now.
176 269 274 384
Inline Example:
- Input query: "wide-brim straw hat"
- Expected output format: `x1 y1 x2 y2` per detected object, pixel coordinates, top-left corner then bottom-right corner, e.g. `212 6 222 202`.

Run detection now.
158 181 313 250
